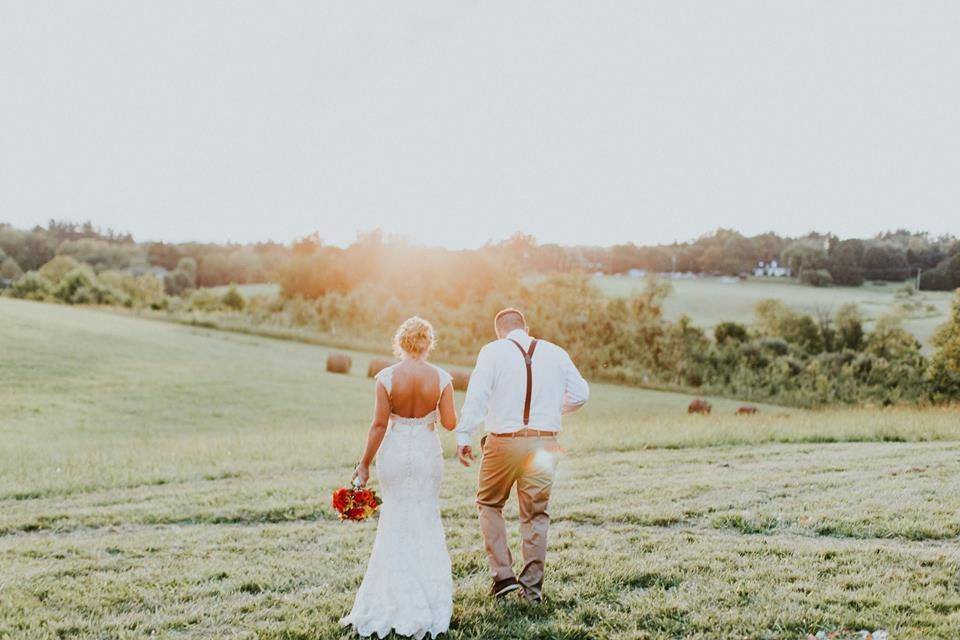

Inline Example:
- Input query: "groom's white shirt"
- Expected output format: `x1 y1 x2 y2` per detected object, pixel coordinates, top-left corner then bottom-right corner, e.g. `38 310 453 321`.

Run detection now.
456 329 589 447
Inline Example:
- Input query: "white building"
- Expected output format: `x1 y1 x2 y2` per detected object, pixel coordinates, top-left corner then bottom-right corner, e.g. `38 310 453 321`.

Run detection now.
753 260 792 278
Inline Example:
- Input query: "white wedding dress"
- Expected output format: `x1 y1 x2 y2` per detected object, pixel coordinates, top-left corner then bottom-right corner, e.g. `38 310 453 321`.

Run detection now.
340 363 453 639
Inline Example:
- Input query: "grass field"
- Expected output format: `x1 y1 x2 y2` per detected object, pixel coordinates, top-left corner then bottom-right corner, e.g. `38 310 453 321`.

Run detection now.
594 276 954 348
2 298 960 639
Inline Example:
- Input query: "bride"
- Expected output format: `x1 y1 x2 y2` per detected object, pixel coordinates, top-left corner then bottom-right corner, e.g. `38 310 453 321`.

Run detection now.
341 316 457 639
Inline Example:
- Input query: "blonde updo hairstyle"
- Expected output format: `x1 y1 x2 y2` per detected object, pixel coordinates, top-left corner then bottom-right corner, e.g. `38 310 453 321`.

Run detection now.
393 316 436 359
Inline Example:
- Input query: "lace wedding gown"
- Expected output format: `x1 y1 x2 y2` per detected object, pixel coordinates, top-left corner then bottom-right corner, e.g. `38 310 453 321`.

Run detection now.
340 363 453 639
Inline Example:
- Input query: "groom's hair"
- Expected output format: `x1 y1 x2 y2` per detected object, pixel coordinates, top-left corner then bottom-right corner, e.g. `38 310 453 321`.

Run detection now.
494 308 526 336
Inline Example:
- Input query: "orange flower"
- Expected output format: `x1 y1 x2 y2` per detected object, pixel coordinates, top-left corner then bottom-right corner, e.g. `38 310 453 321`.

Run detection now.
346 507 365 520
332 487 351 513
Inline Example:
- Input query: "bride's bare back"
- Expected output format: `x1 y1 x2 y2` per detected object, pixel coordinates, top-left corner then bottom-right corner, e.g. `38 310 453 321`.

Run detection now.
388 360 444 419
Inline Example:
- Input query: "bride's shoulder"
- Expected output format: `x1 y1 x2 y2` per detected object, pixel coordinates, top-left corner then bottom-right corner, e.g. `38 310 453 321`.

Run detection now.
429 362 451 377
374 362 398 387
429 363 453 388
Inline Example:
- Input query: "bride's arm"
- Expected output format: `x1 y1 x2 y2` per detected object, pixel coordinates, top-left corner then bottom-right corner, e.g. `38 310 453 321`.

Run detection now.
352 381 391 486
438 383 457 431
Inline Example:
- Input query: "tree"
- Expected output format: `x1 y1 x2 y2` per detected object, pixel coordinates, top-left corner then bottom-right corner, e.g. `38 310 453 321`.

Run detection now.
98 270 167 309
221 284 245 311
51 265 97 304
163 257 198 295
607 243 642 274
56 238 141 272
755 299 825 354
926 291 960 402
799 268 833 287
750 232 787 263
834 304 865 351
714 321 749 344
38 255 81 285
860 244 909 282
145 242 185 270
782 241 829 274
721 234 757 274
699 246 725 273
276 250 349 299
829 239 865 286
0 225 57 271
864 315 923 364
176 256 197 280
0 257 23 280
6 271 51 300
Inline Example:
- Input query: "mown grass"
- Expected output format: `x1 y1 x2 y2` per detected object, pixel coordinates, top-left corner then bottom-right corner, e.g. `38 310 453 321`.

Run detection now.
2 298 960 639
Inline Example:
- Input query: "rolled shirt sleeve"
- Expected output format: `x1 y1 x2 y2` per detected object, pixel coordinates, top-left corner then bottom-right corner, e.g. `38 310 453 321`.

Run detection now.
455 345 495 447
561 350 589 414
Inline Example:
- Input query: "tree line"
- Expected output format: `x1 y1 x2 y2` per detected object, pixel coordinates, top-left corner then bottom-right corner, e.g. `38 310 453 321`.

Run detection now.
2 222 960 293
3 221 957 407
0 220 288 291
501 229 960 290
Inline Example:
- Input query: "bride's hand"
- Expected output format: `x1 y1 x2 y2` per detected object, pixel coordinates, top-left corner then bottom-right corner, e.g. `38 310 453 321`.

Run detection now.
352 463 370 487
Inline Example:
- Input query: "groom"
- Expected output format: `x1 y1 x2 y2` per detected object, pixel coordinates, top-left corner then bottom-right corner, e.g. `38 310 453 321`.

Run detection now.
456 308 589 602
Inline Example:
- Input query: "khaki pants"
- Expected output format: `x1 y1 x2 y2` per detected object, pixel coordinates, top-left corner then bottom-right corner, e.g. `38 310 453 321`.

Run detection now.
477 433 560 599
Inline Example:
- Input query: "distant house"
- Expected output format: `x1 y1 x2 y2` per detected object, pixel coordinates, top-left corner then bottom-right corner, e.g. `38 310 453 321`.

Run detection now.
753 260 792 278
627 268 647 278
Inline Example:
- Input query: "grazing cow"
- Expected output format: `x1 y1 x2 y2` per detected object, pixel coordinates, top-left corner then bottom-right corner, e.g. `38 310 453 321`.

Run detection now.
367 358 392 378
736 405 759 416
688 398 712 414
326 353 352 374
451 370 471 391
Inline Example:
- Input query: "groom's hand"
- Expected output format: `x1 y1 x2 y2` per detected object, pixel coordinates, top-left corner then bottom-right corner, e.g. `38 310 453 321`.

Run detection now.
457 445 474 467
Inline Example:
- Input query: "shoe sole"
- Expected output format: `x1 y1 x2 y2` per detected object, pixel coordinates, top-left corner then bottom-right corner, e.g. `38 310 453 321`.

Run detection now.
493 583 522 598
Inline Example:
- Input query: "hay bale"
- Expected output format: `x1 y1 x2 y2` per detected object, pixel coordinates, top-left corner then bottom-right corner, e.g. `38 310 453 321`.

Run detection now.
687 398 712 414
326 353 352 374
367 358 392 378
736 405 759 415
451 370 471 391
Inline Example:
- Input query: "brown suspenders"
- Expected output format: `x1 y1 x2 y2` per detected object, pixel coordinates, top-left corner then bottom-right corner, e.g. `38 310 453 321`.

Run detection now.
508 338 539 425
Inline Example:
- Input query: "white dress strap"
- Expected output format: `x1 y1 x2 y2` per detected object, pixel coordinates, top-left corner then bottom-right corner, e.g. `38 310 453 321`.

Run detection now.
433 365 452 394
375 364 395 396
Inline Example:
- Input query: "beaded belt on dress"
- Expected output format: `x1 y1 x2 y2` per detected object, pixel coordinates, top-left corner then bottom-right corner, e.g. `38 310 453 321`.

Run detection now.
390 412 438 431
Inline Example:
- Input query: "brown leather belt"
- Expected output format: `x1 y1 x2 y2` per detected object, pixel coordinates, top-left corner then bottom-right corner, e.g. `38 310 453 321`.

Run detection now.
492 429 557 439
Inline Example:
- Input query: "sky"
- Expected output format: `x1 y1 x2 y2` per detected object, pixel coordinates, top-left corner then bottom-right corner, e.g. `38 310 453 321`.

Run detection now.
1 2 958 249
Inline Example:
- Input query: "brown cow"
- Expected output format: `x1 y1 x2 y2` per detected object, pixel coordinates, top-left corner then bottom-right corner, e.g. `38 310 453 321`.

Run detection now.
688 399 712 414
736 405 759 416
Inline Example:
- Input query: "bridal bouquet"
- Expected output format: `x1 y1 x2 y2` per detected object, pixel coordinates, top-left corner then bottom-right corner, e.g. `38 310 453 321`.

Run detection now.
331 484 382 521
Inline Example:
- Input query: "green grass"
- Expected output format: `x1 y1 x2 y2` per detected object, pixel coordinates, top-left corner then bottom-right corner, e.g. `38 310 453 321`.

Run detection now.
2 298 960 639
594 275 954 348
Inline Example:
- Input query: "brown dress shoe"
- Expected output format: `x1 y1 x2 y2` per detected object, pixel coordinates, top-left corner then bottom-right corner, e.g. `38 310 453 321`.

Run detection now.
491 577 521 598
